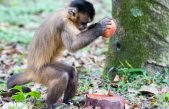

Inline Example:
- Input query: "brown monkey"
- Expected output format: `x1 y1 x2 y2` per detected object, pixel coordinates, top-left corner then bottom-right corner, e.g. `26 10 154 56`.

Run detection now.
7 0 112 108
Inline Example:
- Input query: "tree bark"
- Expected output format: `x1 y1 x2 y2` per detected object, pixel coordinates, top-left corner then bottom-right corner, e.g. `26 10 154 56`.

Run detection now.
105 0 169 79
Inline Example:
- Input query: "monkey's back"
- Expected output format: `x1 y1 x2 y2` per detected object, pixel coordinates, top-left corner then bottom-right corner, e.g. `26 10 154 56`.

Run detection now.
27 10 67 72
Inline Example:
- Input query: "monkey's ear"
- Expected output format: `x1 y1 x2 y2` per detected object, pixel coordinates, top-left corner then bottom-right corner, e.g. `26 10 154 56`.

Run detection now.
68 7 77 16
68 8 78 21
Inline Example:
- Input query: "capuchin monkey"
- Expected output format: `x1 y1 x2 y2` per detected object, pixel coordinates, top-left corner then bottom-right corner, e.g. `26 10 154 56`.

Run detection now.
7 0 112 108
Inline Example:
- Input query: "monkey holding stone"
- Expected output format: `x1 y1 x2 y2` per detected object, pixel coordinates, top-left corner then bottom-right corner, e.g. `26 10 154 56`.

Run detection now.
7 0 112 108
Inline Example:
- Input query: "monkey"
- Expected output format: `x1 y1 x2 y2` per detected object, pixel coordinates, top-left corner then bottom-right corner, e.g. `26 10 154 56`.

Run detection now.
7 0 112 108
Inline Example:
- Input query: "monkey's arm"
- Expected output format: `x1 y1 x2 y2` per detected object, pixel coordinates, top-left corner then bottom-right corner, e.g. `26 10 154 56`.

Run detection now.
62 23 104 52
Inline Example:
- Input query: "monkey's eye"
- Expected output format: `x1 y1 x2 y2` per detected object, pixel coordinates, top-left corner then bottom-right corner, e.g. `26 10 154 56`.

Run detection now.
81 22 87 26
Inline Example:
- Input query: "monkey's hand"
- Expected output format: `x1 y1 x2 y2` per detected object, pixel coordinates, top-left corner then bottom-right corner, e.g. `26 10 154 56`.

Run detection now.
98 17 112 35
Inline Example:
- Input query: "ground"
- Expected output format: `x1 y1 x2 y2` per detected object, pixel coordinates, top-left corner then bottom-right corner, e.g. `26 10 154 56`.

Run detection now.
0 0 169 109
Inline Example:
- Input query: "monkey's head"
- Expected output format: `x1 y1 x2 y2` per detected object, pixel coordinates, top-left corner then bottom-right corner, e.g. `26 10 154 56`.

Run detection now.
68 0 95 31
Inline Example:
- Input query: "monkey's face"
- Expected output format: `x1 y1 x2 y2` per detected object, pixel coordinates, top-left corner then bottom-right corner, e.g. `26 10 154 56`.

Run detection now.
79 22 88 31
78 13 91 31
68 8 93 31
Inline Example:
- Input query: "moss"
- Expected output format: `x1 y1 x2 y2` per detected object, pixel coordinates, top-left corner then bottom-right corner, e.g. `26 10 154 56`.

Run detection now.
104 0 169 78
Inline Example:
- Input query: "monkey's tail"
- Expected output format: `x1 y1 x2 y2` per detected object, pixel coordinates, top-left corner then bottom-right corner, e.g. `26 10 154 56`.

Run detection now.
7 73 31 90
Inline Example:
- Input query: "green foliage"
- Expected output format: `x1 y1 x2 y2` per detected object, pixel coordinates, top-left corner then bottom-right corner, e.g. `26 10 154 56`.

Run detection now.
78 69 105 93
163 92 169 102
104 60 169 93
12 86 23 92
103 59 169 108
110 61 146 83
12 86 26 102
26 91 41 99
0 0 63 23
78 73 91 92
0 28 32 44
0 0 63 44
114 66 146 92
103 61 146 91
12 92 26 102
104 60 169 108
12 86 41 103
118 67 145 82
35 101 43 107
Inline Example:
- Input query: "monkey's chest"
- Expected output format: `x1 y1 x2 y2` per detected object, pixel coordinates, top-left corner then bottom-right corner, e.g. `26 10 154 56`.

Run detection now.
52 46 65 62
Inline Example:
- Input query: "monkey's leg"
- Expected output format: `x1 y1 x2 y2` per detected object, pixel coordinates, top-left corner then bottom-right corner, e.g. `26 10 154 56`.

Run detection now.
49 62 78 104
40 65 69 107
63 69 78 104
50 62 78 104
47 75 68 107
7 73 32 92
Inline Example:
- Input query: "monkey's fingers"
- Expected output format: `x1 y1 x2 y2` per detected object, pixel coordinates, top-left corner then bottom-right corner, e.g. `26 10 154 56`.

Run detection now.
102 20 112 25
105 25 113 29
103 19 117 38
102 17 112 20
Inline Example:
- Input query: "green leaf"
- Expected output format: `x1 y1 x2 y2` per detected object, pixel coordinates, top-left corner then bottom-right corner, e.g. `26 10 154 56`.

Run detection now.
12 93 25 102
163 92 169 102
125 60 133 68
12 86 23 92
35 101 43 107
26 91 41 99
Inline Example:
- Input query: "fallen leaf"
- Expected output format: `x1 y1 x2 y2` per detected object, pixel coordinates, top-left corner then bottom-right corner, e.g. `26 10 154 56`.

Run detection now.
113 75 120 82
139 85 159 95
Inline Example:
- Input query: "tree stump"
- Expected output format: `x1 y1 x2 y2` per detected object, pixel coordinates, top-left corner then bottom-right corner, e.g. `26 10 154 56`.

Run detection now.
83 94 125 109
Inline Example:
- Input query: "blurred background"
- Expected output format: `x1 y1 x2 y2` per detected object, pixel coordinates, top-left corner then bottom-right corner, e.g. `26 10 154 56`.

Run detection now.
0 0 112 77
0 0 111 44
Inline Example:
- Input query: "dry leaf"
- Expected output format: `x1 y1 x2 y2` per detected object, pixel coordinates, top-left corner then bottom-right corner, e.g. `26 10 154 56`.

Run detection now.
139 85 159 95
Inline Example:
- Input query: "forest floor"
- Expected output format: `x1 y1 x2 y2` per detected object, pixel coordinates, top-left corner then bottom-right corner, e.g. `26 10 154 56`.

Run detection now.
0 0 169 109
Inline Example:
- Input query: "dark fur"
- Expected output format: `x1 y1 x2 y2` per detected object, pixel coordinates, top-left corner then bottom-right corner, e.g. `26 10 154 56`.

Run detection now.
69 0 95 20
